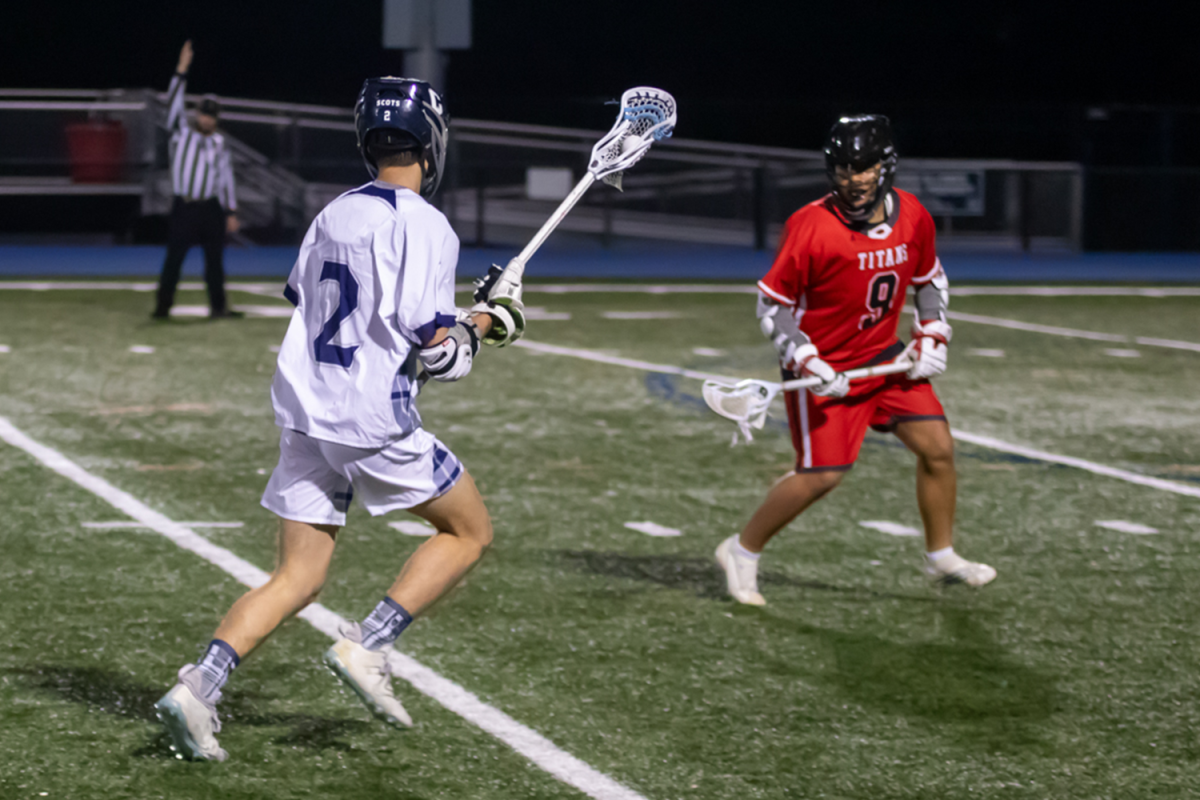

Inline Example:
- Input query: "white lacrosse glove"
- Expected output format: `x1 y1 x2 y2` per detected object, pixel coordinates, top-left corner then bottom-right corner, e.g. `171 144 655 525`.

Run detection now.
418 316 480 382
472 264 526 347
786 344 850 398
905 319 952 380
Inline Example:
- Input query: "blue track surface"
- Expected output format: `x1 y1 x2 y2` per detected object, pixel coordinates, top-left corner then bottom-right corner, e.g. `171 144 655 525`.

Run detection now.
2 244 1199 282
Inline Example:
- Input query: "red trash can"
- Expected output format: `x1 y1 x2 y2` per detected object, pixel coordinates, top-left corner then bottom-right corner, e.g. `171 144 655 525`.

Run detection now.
64 119 128 183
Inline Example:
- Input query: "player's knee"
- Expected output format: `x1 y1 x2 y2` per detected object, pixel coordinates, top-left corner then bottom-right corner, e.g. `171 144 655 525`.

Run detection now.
920 438 956 472
273 565 327 605
811 469 846 495
466 514 493 551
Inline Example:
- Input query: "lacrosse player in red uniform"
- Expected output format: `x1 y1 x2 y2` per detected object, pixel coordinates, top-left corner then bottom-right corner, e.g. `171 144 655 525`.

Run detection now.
716 115 996 605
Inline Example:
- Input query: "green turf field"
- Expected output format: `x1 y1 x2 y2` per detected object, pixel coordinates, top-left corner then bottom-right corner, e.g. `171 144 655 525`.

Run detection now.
1 283 1198 799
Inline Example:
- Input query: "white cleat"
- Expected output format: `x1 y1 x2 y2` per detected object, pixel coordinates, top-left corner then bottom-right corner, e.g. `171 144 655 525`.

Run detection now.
715 534 767 606
323 623 413 729
154 667 228 762
925 553 998 588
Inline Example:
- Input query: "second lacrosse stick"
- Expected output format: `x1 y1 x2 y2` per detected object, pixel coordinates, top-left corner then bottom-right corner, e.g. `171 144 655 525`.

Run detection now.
702 359 914 444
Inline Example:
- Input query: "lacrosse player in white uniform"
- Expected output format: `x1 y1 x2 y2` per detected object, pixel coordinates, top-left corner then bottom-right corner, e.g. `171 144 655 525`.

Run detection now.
154 77 525 762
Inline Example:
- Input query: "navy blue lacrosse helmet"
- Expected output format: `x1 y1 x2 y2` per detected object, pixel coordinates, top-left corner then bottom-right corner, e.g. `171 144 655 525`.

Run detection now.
824 115 898 221
354 77 449 197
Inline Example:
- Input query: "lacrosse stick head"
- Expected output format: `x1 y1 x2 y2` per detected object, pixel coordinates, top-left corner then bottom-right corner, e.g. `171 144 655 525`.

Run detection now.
589 87 677 184
702 379 776 444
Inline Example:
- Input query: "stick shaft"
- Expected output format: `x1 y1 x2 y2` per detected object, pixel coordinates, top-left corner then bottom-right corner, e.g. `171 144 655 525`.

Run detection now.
778 360 911 392
505 172 598 279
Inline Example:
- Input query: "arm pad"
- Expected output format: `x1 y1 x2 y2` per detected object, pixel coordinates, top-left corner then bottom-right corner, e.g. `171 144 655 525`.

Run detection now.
913 261 949 323
418 318 480 382
756 291 813 369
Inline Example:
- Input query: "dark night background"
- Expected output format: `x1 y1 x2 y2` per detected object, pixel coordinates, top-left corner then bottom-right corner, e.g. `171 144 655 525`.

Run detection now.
1 1 1192 165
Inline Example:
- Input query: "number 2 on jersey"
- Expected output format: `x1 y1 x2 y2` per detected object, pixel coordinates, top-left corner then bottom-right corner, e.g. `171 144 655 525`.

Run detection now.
860 271 898 330
314 261 359 367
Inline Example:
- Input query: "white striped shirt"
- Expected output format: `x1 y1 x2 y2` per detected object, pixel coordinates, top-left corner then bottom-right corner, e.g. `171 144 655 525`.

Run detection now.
165 74 237 211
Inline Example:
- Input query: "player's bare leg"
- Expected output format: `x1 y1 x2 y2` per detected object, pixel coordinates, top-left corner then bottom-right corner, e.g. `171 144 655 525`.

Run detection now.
323 473 492 728
387 472 493 614
892 420 955 553
893 419 996 587
154 518 338 760
739 469 845 553
718 469 845 605
214 519 339 656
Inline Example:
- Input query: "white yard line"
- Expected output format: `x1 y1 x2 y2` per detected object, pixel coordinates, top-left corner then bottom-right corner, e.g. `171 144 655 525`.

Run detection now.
948 430 1200 499
858 521 921 537
514 339 1200 500
513 340 730 383
0 281 276 293
602 311 681 320
623 521 682 537
388 520 436 536
1094 520 1159 534
455 284 758 295
83 520 244 530
900 305 1200 354
4 281 1199 298
6 280 1199 350
940 309 1129 343
0 417 648 800
948 287 1200 297
1133 336 1200 354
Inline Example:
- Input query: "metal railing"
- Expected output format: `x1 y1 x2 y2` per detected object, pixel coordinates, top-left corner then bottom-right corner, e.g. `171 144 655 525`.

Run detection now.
0 88 1084 251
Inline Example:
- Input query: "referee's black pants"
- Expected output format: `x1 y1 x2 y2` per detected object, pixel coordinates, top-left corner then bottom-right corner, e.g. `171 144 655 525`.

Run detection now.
154 197 230 316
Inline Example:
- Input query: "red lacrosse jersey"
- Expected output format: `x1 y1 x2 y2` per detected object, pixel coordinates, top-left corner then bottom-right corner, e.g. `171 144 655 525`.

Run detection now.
758 188 944 371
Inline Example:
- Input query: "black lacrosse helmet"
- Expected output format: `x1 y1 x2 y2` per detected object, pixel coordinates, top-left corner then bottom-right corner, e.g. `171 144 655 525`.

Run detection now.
824 115 897 221
354 77 449 197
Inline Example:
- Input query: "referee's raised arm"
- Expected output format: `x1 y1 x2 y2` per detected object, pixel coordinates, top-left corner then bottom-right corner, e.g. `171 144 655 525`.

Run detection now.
165 40 192 133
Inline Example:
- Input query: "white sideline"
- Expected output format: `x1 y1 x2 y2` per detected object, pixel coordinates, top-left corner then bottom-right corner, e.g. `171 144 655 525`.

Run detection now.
0 417 647 800
83 520 244 530
513 340 730 382
3 281 1200 298
514 340 1200 500
895 306 1200 354
948 430 1200 499
4 280 1199 351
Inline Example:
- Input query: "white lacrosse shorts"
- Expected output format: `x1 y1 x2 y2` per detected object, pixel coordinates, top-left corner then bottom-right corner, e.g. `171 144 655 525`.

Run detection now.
261 428 464 526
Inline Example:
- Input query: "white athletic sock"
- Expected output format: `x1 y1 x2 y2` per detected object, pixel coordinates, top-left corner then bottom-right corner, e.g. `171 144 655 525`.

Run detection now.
925 546 955 563
732 539 761 561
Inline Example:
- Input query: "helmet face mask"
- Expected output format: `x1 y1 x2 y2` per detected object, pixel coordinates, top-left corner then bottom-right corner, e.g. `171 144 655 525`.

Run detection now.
354 77 449 198
823 115 897 222
831 162 884 214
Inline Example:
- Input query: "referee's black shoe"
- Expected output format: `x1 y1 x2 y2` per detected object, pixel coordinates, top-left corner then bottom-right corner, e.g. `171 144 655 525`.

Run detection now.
210 309 245 320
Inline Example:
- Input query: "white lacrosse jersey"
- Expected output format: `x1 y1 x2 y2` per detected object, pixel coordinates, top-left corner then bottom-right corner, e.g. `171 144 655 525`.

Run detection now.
271 180 459 448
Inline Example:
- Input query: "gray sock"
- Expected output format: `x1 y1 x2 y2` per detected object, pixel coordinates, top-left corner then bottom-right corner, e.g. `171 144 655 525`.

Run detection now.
187 639 239 704
359 597 413 651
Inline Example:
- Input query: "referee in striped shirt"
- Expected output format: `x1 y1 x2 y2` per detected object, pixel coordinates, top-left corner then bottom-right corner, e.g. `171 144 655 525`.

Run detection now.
153 40 241 319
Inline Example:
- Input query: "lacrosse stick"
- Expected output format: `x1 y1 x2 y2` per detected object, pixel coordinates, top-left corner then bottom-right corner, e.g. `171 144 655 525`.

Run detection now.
483 88 677 310
703 359 914 445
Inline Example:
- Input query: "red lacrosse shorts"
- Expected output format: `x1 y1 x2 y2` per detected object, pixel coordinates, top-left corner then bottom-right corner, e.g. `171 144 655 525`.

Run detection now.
783 374 947 472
